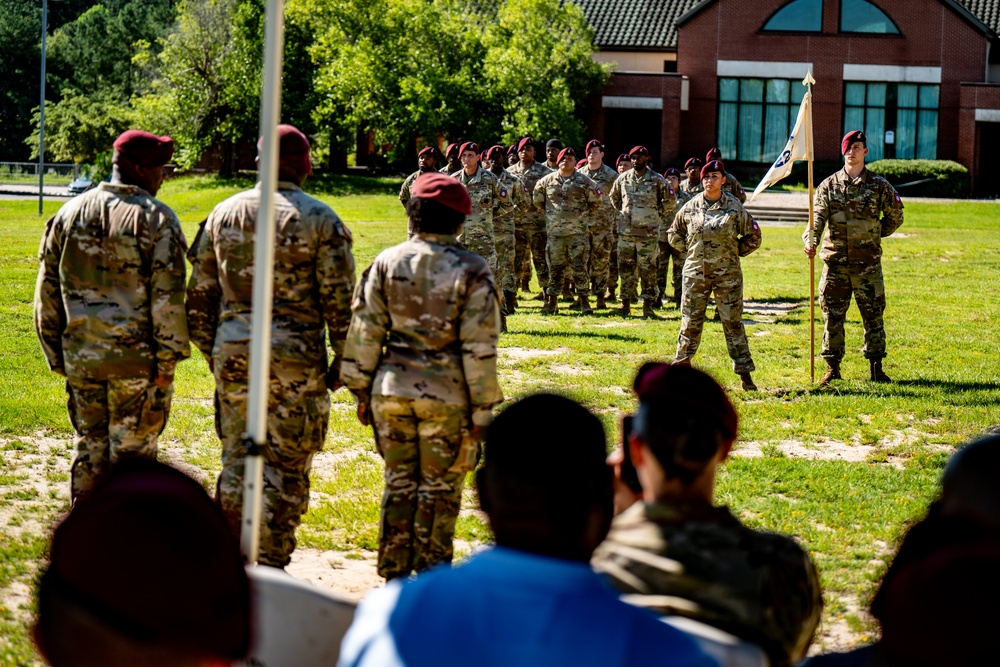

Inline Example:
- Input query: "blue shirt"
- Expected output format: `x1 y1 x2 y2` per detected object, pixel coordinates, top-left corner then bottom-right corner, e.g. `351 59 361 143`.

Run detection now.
338 547 718 667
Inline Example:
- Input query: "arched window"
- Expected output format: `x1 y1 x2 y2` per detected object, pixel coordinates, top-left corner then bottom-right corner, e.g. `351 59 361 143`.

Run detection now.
762 0 823 32
841 0 900 34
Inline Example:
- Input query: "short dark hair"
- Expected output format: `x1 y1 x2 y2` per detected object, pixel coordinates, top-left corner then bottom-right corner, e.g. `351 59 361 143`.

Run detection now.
406 196 466 235
941 433 1000 528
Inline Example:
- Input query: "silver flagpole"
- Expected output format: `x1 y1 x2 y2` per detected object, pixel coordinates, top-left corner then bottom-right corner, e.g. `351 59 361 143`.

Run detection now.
241 0 286 564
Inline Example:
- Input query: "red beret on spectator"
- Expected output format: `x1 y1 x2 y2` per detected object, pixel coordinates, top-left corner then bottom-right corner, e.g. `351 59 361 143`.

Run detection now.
663 167 681 178
418 146 437 158
459 141 479 156
705 147 723 162
411 172 472 215
628 145 649 157
585 139 604 154
557 147 576 163
684 157 704 170
517 137 534 152
40 460 251 659
257 124 312 175
486 145 506 161
633 362 738 446
616 153 631 169
113 130 174 167
842 130 867 154
445 143 459 158
701 160 725 180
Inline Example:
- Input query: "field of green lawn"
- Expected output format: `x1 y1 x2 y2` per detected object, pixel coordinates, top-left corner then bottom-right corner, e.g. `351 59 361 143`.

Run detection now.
1 174 999 663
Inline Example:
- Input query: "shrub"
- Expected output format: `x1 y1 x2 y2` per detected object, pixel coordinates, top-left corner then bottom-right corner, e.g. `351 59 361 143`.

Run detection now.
866 159 969 198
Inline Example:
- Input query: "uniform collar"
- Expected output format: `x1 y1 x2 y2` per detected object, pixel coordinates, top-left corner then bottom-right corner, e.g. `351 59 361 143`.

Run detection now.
100 181 150 197
839 166 869 185
254 180 303 192
414 232 458 244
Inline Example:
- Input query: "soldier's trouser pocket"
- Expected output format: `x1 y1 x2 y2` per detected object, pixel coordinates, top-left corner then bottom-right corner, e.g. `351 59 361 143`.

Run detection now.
447 430 481 474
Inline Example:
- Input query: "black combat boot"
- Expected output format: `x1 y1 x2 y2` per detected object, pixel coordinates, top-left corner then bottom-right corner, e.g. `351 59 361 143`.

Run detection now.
870 360 892 383
739 372 758 391
617 299 631 316
817 360 841 387
595 293 606 309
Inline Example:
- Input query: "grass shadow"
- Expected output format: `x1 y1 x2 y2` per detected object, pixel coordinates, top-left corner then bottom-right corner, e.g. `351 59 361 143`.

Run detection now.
513 328 646 343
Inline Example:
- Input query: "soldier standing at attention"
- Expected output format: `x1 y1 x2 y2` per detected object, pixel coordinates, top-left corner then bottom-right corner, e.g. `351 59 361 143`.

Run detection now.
506 144 519 167
705 147 746 203
657 167 688 309
486 144 529 315
452 142 508 278
342 173 503 580
580 140 620 310
508 137 552 300
439 143 462 175
606 153 632 303
186 125 356 568
669 160 761 391
533 147 603 315
609 146 676 319
681 157 704 197
544 138 562 170
399 146 439 238
805 130 904 385
34 130 189 501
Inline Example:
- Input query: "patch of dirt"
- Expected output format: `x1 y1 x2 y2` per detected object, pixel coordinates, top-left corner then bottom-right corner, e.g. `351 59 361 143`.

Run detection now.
309 448 380 480
809 596 876 655
549 363 592 375
285 548 382 603
733 438 874 462
743 301 802 316
499 346 570 361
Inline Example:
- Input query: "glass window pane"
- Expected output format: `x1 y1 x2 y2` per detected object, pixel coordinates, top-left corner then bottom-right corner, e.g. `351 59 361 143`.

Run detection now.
791 80 807 104
865 107 885 161
739 104 763 162
741 79 764 103
767 79 790 103
897 84 917 109
841 0 900 34
718 103 738 159
866 83 887 107
919 85 939 109
917 110 938 159
763 104 790 163
845 83 866 106
720 78 739 102
895 109 916 159
763 0 823 32
844 107 865 134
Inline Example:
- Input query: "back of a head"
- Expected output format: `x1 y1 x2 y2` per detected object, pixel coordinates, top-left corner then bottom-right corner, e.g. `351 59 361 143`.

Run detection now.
36 460 251 667
478 393 612 559
940 433 1000 530
633 363 738 485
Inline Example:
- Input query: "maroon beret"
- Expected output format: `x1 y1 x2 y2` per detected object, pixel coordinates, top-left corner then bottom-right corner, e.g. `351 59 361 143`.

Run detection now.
842 130 867 154
628 145 649 157
459 141 479 156
615 153 631 169
705 147 723 162
418 146 437 158
517 137 534 152
113 130 174 167
486 145 506 161
684 157 704 170
445 143 459 158
576 158 588 169
411 172 472 215
257 124 312 175
506 144 518 157
701 160 725 180
663 167 681 178
557 147 576 163
585 139 604 154
40 460 250 658
633 363 738 445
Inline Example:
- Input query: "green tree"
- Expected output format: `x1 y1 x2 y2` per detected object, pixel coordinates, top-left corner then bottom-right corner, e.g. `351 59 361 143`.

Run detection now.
25 90 134 165
1 0 42 161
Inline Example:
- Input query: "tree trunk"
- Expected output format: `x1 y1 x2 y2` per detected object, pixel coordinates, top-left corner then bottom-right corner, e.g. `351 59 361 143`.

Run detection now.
219 139 234 179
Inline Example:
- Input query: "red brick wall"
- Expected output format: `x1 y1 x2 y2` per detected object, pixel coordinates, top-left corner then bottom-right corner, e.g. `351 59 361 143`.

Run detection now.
958 83 1000 191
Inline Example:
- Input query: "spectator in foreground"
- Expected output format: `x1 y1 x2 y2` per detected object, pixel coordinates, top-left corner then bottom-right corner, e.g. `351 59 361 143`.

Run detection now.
592 363 822 667
338 393 716 667
35 460 251 667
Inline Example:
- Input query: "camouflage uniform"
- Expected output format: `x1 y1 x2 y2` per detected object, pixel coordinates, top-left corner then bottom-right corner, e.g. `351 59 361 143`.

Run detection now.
723 171 746 203
533 170 603 298
658 187 690 303
669 192 761 373
399 170 423 239
507 161 552 290
610 168 676 303
452 166 510 276
493 169 529 294
680 178 703 197
34 182 189 500
592 501 823 667
341 234 503 579
186 182 356 568
806 167 904 362
580 162 620 297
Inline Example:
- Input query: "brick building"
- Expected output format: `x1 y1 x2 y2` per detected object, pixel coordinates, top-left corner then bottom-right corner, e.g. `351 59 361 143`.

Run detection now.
573 0 1000 195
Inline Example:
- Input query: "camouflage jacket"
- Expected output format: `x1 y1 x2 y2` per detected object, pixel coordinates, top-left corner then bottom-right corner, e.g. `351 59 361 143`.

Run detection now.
34 182 190 380
492 169 529 236
580 162 620 233
592 501 823 667
609 168 676 238
723 171 746 203
186 182 356 379
341 234 503 427
452 167 510 247
532 170 603 238
506 161 551 231
680 179 704 197
806 167 904 266
399 170 422 207
438 164 462 175
669 192 761 281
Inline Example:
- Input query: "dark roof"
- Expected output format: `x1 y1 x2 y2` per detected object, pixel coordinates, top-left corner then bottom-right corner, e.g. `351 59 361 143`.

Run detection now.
955 0 1000 35
569 0 702 50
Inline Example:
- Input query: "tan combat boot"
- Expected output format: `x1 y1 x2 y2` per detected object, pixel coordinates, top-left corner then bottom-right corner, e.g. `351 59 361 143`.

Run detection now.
499 311 508 333
817 360 841 387
541 294 558 314
570 296 583 310
595 293 606 309
642 299 656 319
503 290 517 314
739 372 758 391
617 299 631 316
870 360 892 383
580 294 593 315
606 287 617 303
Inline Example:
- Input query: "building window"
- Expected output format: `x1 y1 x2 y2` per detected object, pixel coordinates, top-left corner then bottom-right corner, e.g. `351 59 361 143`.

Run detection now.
718 77 808 162
843 82 938 160
762 0 823 32
840 0 900 34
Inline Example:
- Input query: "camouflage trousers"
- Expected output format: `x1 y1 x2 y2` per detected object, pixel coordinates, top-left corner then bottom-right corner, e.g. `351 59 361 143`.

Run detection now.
675 273 755 374
608 227 619 294
618 235 660 302
588 226 614 296
214 355 330 568
515 225 549 291
657 241 684 300
460 233 498 277
370 395 472 580
546 233 590 297
819 262 887 362
494 229 517 293
67 376 171 500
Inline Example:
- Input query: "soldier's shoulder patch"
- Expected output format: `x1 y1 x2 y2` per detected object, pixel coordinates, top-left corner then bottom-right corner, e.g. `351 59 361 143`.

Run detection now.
669 186 675 197
336 220 354 244
595 186 602 196
752 220 760 231
500 187 508 198
893 190 902 204
523 186 529 193
739 187 745 195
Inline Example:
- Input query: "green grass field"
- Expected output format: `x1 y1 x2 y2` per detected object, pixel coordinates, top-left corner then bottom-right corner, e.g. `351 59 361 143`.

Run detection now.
1 175 999 663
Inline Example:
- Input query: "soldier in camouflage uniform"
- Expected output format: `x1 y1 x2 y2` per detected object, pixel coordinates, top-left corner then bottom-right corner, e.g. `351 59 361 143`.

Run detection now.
543 138 562 170
657 167 689 308
452 142 511 278
399 146 440 239
706 147 746 203
580 140 620 309
34 130 189 501
186 125 356 568
680 157 704 197
342 173 503 580
593 363 822 667
669 160 761 390
507 137 552 299
609 146 676 318
506 144 519 167
533 147 603 315
486 144 529 314
607 154 633 302
805 130 904 385
438 143 462 175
